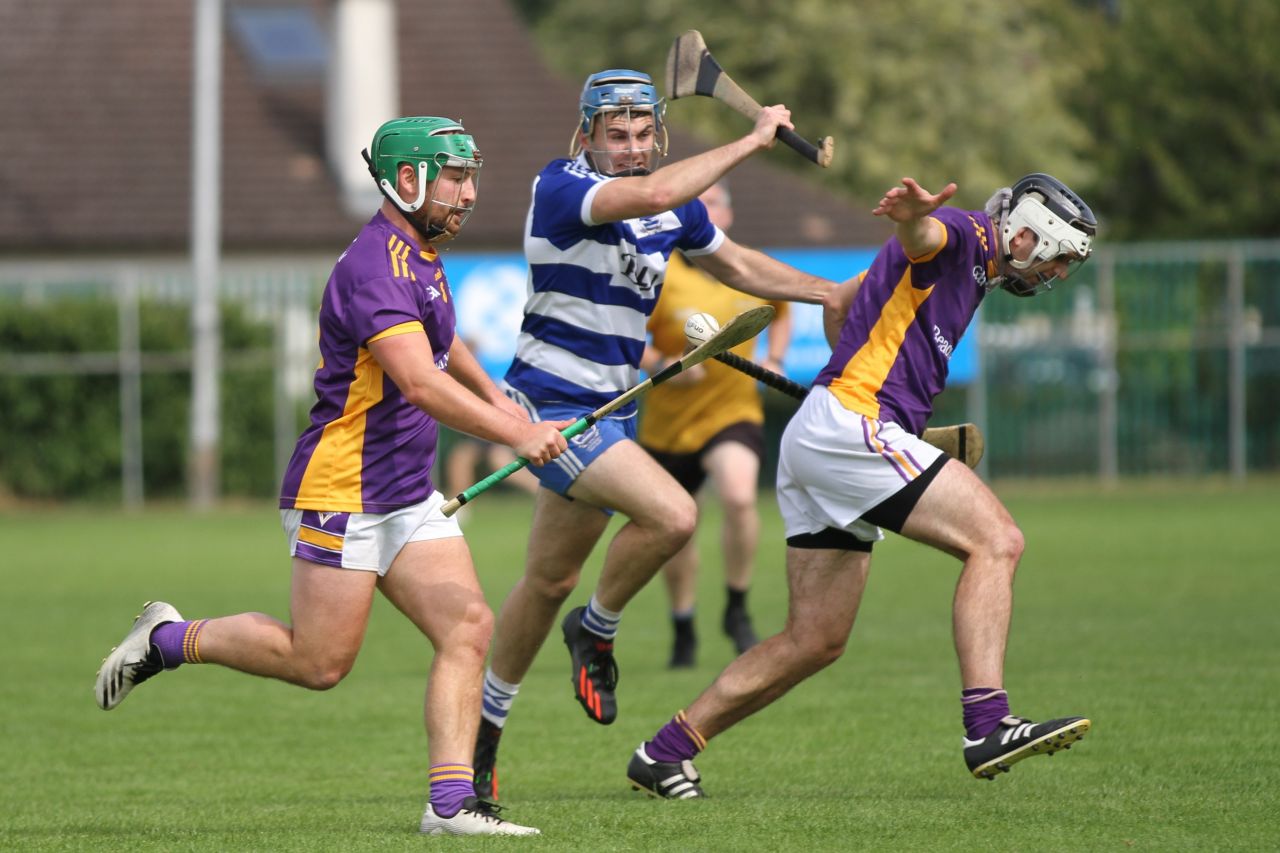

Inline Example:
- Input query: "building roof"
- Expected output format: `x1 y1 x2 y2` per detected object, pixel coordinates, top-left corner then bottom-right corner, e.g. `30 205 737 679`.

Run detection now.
0 0 887 254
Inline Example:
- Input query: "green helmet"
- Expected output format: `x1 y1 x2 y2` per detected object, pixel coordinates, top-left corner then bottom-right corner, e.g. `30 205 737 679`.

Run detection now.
361 117 482 214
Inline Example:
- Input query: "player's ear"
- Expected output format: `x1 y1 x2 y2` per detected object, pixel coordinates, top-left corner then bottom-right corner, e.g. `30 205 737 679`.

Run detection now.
399 162 418 192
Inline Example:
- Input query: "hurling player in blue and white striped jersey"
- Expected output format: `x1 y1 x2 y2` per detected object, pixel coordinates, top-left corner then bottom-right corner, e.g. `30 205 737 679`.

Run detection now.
471 69 837 800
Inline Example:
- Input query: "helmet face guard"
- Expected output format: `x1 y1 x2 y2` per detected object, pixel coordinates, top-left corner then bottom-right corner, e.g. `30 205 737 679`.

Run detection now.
363 117 482 242
572 69 668 176
997 173 1097 296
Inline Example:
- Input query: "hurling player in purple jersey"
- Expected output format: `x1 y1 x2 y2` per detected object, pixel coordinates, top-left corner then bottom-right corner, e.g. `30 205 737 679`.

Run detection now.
94 118 567 837
627 174 1099 798
472 69 836 803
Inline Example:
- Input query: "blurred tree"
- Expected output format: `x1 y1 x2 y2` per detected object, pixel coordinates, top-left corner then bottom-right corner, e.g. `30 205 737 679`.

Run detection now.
517 0 1279 239
523 0 1097 212
1076 0 1280 239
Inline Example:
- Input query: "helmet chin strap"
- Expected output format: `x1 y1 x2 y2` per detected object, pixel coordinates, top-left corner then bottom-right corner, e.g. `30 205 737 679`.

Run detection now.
999 190 1017 269
983 193 1015 294
418 218 449 243
989 193 1048 296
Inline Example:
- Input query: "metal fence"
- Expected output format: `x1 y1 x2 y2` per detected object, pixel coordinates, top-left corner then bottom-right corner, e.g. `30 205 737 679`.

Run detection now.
973 241 1280 480
2 241 1279 505
0 256 329 506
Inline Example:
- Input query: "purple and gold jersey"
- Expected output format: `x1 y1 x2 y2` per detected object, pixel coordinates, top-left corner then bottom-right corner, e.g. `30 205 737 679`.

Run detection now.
815 207 998 435
280 211 456 513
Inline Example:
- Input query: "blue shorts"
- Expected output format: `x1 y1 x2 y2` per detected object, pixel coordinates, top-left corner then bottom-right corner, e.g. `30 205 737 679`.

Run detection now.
504 392 637 505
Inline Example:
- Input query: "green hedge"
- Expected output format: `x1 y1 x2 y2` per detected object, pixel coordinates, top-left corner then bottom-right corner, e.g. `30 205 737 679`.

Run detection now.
0 298 282 501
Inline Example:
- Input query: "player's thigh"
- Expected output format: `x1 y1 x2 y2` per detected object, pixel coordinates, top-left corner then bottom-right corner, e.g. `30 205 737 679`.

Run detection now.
899 458 1019 560
522 486 612 585
704 440 761 507
784 546 871 648
570 437 695 528
377 536 491 649
289 557 380 664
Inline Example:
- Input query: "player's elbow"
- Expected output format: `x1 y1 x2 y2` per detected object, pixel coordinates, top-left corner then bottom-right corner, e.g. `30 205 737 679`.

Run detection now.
640 183 680 214
398 380 435 412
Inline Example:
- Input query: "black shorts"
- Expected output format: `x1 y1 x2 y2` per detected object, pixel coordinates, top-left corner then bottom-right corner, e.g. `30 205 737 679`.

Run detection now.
643 421 766 496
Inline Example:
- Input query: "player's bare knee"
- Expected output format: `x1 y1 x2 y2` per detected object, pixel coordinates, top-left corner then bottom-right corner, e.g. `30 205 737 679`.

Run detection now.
991 521 1025 566
657 492 697 546
451 601 495 660
720 491 755 518
785 624 847 672
973 520 1024 572
298 659 354 691
526 570 581 605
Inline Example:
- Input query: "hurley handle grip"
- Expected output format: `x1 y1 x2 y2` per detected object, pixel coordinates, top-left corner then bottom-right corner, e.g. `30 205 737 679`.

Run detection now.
441 417 593 517
776 128 834 168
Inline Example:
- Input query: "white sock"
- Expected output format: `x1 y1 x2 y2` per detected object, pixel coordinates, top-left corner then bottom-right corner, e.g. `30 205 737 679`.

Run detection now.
582 594 622 640
481 667 520 728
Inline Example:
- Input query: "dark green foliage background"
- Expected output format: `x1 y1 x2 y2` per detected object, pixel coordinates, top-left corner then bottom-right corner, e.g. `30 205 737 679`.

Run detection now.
514 0 1280 240
0 299 280 500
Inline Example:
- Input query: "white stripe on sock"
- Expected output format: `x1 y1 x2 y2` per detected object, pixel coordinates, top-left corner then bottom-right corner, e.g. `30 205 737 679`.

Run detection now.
481 667 521 727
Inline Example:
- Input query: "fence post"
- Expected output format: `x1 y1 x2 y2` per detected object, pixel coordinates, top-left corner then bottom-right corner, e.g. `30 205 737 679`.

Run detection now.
274 279 296 491
118 270 144 509
1097 253 1119 484
189 0 223 508
1227 246 1246 481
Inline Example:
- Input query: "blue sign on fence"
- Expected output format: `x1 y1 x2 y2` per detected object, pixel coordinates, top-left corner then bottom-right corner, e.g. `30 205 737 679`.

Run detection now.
445 247 977 387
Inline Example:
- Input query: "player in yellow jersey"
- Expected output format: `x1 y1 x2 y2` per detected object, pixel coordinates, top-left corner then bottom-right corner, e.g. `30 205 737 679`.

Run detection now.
639 181 791 667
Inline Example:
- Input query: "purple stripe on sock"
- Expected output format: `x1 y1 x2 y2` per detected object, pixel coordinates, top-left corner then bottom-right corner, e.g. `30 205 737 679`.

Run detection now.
962 687 1009 739
150 620 190 670
646 715 702 763
429 765 475 816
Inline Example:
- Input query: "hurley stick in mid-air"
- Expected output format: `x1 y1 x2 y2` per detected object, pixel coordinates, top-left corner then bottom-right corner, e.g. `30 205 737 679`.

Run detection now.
665 29 834 168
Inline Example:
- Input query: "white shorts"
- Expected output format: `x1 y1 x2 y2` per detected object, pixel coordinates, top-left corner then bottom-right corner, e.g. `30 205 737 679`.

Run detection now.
777 386 945 543
281 491 463 575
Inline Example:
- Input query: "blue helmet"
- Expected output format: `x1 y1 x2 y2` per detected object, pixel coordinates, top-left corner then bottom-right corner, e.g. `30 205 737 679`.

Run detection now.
574 69 668 175
578 69 665 133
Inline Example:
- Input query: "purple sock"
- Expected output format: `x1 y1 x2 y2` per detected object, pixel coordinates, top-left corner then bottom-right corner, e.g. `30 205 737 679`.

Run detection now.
149 620 208 670
962 687 1010 739
646 711 706 763
429 765 475 817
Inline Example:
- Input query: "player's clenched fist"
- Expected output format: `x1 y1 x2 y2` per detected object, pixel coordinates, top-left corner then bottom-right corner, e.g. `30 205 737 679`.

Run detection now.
752 104 793 150
513 420 571 466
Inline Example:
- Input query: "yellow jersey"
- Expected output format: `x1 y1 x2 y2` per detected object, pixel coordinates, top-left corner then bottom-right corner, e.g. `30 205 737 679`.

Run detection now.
639 252 789 453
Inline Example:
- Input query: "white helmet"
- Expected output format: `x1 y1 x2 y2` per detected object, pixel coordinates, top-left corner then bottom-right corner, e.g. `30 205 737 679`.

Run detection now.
995 173 1097 296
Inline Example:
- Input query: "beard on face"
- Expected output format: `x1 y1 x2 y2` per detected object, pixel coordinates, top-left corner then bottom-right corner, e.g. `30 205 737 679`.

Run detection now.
406 200 456 243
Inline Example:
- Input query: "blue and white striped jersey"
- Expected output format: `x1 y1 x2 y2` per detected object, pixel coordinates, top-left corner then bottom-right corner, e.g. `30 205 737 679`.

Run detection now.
503 155 724 414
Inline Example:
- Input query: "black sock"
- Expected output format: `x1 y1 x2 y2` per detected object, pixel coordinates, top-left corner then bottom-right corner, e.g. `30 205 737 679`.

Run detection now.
726 587 747 612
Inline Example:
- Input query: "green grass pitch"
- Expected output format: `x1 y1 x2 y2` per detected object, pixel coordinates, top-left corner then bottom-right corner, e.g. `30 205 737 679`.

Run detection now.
2 479 1278 851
